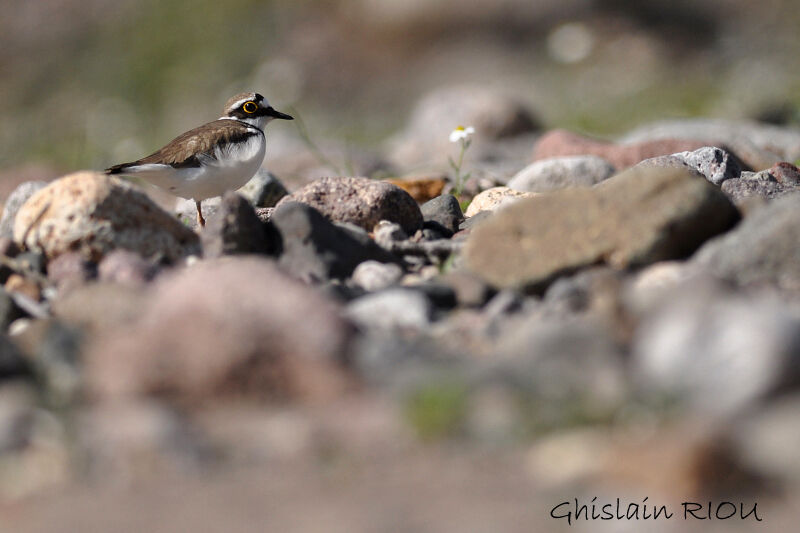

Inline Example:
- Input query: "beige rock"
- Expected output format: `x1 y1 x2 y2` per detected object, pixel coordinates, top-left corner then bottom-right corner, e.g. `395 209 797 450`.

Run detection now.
13 171 200 262
464 187 536 217
465 167 740 290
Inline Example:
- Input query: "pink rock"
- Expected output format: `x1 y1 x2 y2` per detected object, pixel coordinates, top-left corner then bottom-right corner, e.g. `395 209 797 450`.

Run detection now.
533 130 724 170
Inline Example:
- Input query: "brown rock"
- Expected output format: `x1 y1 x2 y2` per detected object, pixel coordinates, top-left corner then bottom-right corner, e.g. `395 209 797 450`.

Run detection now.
85 257 356 404
13 171 200 263
277 176 423 234
769 161 800 185
97 250 155 285
465 167 740 290
533 129 726 170
47 252 95 293
385 175 447 203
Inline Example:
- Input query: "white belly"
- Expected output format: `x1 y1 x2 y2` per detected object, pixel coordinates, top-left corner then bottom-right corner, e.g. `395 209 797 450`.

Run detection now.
129 134 266 201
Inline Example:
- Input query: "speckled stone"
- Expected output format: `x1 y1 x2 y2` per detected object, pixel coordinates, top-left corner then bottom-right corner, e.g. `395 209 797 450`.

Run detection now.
13 171 200 263
464 187 536 217
276 176 424 234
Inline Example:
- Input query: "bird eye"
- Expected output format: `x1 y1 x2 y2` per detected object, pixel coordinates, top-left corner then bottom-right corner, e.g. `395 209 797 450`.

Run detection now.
243 101 257 113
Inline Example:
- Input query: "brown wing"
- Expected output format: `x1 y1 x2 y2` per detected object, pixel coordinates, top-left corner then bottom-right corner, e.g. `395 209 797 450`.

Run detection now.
106 120 258 173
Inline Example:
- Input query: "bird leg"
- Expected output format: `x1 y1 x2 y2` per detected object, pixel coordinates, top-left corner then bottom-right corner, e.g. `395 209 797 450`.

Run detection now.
195 200 205 228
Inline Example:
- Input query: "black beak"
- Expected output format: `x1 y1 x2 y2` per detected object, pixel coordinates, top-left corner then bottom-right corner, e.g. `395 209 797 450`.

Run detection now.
265 107 293 120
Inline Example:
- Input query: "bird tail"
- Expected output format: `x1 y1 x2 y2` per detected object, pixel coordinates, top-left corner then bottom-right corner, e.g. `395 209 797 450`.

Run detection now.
105 162 133 174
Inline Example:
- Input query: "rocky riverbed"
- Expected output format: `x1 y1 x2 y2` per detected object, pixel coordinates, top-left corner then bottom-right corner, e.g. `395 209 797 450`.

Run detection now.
0 90 799 532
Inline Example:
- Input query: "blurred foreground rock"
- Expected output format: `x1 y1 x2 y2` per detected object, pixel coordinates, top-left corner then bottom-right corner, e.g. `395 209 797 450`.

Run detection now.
85 257 356 403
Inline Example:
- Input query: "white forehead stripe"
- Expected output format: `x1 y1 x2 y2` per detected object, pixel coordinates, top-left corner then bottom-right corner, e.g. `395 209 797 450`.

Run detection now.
227 94 268 112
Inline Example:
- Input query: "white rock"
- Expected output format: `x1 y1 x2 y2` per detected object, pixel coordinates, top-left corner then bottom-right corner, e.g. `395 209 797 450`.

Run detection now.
507 156 615 192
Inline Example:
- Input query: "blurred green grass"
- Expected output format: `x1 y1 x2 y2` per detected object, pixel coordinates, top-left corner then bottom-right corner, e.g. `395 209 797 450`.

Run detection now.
4 0 800 174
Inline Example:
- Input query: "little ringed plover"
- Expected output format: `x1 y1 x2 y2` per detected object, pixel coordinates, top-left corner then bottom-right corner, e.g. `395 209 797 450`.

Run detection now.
106 92 293 227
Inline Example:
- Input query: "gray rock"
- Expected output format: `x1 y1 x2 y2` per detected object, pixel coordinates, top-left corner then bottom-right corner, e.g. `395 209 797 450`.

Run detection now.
0 181 47 239
271 202 397 283
722 172 784 204
633 279 800 415
507 156 616 192
0 287 25 331
202 192 275 258
388 84 538 168
420 194 464 235
32 321 83 405
465 166 740 291
540 267 624 321
276 176 423 234
636 146 743 185
458 211 493 231
0 333 27 379
677 146 743 185
346 288 433 331
351 260 404 291
733 395 800 482
721 162 800 204
13 172 200 263
493 317 628 422
0 383 37 453
373 221 408 249
85 257 356 402
692 195 800 290
236 169 289 208
623 261 700 315
437 271 495 308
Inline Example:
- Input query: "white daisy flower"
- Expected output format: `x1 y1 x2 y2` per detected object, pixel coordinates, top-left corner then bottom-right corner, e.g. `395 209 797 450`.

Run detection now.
449 126 475 143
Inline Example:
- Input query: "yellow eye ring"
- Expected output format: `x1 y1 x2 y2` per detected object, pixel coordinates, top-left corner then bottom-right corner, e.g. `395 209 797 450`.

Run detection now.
243 101 257 113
